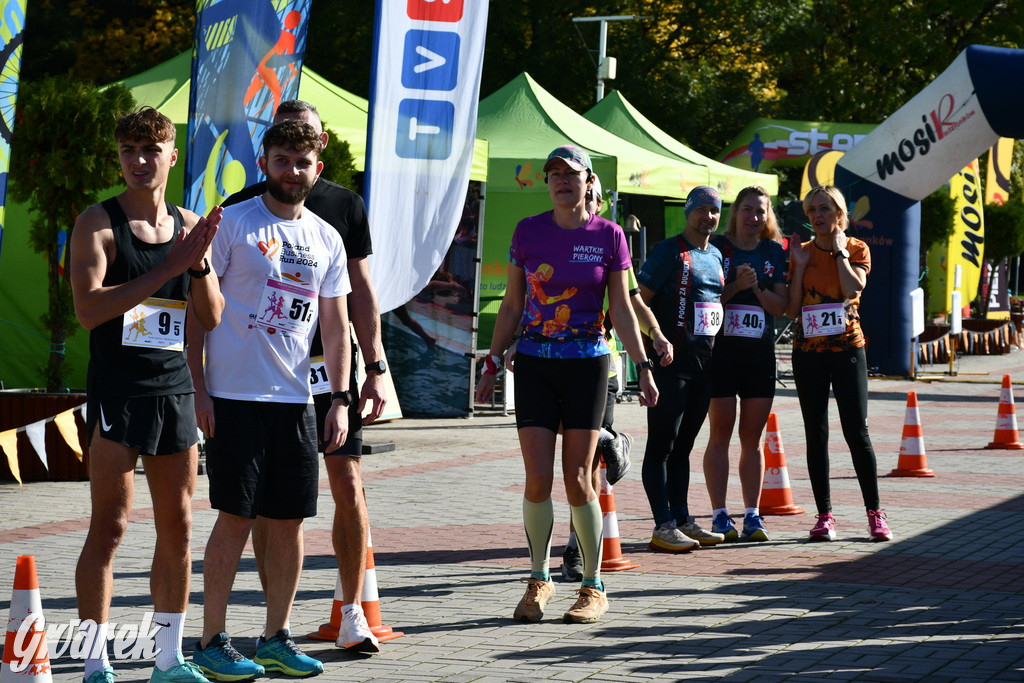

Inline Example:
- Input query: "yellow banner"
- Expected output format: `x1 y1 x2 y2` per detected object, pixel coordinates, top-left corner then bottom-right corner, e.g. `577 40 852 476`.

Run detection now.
986 138 1013 206
0 428 21 484
927 159 984 316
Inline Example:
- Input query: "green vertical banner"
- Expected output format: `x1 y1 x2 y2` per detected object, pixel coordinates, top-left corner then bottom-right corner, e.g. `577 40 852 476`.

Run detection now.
0 0 27 256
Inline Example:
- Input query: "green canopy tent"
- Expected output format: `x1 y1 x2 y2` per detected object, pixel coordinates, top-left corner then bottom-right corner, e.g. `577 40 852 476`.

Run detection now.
0 52 487 389
475 72 710 344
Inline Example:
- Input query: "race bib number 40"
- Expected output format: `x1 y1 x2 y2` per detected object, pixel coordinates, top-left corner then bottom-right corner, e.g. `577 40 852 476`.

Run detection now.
694 302 724 336
256 278 318 336
123 297 186 351
801 302 845 337
723 304 765 338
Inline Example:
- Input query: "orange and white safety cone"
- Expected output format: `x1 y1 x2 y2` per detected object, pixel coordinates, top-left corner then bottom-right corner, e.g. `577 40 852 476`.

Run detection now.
1 556 52 682
891 392 935 476
307 533 404 642
760 414 805 515
987 375 1024 449
598 461 640 572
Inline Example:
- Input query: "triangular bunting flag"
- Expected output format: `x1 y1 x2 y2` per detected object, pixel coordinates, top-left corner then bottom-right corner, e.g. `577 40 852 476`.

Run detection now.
53 408 84 461
79 402 88 424
0 428 22 484
24 419 49 472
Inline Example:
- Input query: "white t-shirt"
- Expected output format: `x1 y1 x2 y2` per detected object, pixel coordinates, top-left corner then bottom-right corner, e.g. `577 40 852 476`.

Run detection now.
205 196 350 403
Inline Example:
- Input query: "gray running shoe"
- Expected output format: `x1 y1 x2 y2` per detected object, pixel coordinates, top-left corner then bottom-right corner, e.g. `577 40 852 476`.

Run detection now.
601 432 633 485
561 544 583 582
678 517 726 546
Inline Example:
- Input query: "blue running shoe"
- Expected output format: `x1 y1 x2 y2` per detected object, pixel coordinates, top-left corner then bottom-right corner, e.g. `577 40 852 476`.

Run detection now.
741 513 770 542
150 654 211 682
85 668 116 683
254 629 323 677
711 511 739 541
192 633 264 682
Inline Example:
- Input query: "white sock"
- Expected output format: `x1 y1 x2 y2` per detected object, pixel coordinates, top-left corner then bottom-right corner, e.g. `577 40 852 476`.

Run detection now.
713 507 728 518
153 612 185 671
746 507 759 517
598 427 615 445
341 603 364 620
566 531 578 549
81 621 110 677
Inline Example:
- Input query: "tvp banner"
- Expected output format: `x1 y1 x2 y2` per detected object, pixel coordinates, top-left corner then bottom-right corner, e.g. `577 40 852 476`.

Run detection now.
0 0 26 256
365 0 489 314
186 0 310 216
718 118 875 173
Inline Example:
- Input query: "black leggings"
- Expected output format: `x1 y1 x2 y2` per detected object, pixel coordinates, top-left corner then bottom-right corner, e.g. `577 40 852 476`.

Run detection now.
641 369 711 526
791 346 880 513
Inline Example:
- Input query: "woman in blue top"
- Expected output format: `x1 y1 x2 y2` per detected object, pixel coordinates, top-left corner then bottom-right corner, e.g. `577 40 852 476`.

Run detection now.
704 186 788 542
476 145 657 626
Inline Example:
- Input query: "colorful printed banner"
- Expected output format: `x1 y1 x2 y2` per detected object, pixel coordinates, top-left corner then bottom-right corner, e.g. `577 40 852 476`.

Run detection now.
718 118 875 173
185 0 310 216
365 0 489 313
0 0 27 256
927 159 985 317
985 137 1013 206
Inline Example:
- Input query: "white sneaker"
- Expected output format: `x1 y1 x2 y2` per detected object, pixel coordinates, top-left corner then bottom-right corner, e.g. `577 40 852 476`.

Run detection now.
337 605 381 654
678 517 726 546
649 522 700 553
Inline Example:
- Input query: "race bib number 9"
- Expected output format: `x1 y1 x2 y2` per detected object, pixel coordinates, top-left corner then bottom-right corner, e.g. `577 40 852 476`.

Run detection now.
309 355 330 395
693 302 724 336
256 278 318 336
801 302 846 337
723 304 765 338
122 297 186 351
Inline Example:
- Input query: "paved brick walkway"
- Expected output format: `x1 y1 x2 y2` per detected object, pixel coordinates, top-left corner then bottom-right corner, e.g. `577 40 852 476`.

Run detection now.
2 351 1024 681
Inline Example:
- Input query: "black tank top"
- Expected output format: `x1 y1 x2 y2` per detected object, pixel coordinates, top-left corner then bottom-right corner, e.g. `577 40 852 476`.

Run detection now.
86 198 194 398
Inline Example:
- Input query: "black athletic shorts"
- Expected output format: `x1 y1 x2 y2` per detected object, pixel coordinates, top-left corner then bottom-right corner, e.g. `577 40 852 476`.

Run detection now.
205 398 319 519
514 354 609 432
710 355 777 400
87 393 197 456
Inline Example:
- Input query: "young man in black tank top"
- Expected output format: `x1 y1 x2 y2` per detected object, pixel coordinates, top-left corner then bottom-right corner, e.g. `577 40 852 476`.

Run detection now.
69 107 223 683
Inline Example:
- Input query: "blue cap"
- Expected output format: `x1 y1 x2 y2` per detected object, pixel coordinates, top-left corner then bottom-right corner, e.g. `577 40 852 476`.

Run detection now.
684 186 722 216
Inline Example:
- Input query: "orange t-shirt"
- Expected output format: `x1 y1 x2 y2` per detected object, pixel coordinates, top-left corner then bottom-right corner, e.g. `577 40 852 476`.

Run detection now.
788 237 871 352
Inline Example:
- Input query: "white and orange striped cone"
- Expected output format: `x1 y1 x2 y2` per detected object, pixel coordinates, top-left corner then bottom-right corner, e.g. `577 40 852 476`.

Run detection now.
891 392 935 476
760 414 805 515
598 461 639 572
1 556 52 682
307 533 404 642
987 375 1024 449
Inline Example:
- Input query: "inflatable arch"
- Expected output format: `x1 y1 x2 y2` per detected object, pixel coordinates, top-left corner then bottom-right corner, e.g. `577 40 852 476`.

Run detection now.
834 45 1024 375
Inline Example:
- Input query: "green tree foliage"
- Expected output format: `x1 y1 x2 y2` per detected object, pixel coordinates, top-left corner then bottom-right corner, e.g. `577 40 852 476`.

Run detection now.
978 199 1024 316
9 78 136 390
319 125 358 193
920 189 956 254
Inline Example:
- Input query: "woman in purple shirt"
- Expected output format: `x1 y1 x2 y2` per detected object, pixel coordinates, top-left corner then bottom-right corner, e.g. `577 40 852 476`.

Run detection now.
476 145 657 626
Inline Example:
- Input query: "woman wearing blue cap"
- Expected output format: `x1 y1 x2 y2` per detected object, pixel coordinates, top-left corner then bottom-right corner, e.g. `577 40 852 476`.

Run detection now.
637 185 727 552
476 145 658 625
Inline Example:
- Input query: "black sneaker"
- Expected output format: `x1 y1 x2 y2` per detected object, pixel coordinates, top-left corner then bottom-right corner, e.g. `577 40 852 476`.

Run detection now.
601 432 633 485
561 544 583 582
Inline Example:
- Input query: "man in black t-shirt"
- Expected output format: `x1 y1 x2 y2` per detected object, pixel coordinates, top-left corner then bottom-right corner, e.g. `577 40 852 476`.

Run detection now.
219 100 386 654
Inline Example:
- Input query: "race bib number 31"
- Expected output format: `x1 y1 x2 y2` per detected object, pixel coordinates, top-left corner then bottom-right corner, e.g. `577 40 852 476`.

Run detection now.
309 355 330 395
694 302 724 336
256 278 318 336
123 297 186 351
723 304 765 338
802 302 845 337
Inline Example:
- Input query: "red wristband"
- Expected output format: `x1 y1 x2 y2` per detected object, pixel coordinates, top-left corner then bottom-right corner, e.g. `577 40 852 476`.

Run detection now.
483 354 501 376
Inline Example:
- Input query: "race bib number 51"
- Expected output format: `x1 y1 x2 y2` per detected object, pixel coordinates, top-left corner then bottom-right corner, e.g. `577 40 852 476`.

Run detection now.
256 278 318 336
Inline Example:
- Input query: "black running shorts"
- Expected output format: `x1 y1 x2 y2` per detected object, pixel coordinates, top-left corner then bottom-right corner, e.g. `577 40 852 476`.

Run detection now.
710 355 777 400
205 398 319 519
87 393 197 456
513 354 610 432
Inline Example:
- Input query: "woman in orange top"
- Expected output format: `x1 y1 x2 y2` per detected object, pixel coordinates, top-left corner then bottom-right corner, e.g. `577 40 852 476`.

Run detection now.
785 185 892 543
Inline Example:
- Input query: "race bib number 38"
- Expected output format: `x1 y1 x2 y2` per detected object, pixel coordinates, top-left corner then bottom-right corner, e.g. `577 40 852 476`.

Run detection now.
693 302 724 336
123 297 186 351
723 304 765 338
801 302 845 337
256 278 318 336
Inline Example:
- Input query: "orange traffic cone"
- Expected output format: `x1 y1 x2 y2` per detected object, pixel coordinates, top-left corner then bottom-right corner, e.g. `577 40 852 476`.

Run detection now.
307 532 404 642
987 375 1024 449
891 392 935 476
760 414 805 515
1 556 52 682
598 461 639 572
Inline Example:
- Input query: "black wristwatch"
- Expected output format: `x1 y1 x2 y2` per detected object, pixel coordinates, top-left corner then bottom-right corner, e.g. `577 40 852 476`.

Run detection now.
365 360 387 376
330 390 353 406
638 360 655 371
187 258 211 278
834 248 850 260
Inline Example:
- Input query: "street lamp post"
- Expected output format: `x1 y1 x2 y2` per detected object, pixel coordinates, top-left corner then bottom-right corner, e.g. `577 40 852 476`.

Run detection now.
572 15 646 103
